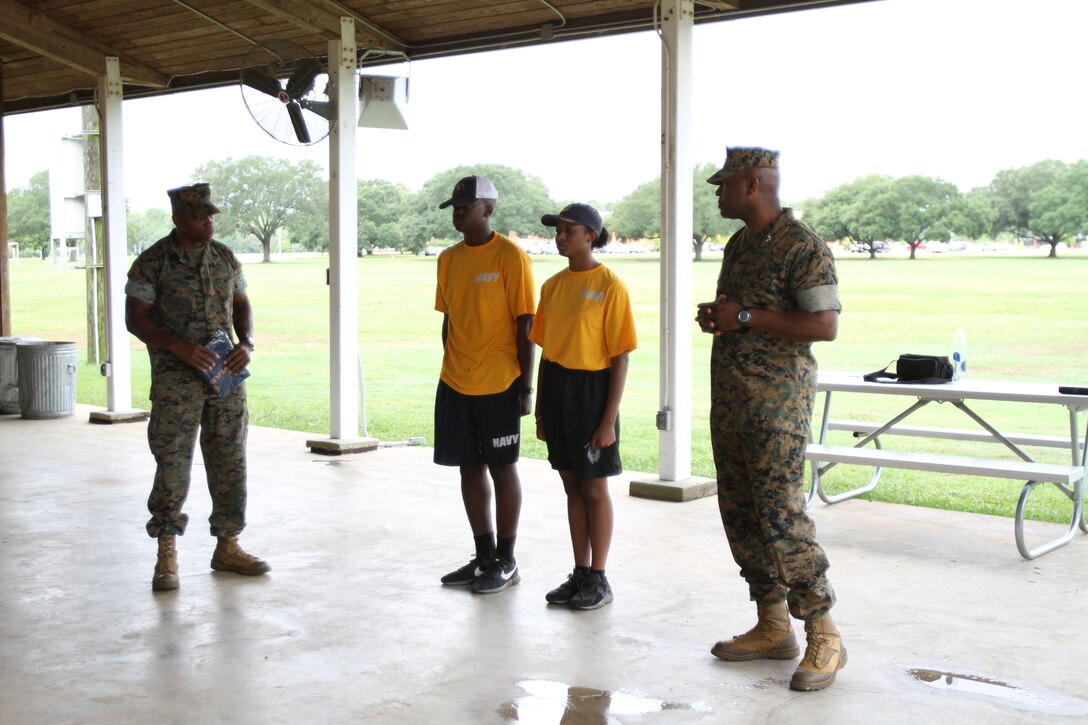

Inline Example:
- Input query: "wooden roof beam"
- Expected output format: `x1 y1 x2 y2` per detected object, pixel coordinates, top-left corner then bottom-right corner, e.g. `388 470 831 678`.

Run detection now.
0 1 171 88
242 0 406 52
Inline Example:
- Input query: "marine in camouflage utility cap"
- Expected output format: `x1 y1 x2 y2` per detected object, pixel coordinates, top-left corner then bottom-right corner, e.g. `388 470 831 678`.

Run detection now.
706 147 779 185
167 183 221 216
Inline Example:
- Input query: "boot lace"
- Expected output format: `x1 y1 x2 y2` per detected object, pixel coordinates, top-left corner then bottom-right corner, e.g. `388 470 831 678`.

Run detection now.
730 621 771 644
801 631 832 668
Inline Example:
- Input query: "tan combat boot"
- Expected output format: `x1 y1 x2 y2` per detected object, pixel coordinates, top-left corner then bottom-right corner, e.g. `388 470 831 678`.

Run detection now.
210 536 271 576
711 600 800 661
152 535 179 591
790 614 847 691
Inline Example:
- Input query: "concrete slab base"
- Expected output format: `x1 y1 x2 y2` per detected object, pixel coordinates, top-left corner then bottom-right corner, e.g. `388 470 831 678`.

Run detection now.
629 475 715 501
305 436 380 455
88 409 150 424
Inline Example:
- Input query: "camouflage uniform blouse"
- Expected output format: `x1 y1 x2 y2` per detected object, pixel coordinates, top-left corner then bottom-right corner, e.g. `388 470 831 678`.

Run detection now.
710 209 840 438
125 231 246 396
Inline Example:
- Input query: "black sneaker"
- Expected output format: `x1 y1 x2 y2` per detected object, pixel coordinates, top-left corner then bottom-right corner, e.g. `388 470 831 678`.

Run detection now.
441 554 490 586
545 567 588 605
472 556 520 594
570 572 613 610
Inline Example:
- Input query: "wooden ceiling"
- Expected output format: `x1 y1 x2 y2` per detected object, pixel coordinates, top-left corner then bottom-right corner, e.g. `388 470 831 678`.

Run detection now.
0 0 877 114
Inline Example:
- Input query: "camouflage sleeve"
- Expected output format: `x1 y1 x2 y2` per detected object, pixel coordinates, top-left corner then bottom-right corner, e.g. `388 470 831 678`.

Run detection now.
125 279 157 304
125 248 160 304
234 269 248 296
797 284 841 313
790 236 841 313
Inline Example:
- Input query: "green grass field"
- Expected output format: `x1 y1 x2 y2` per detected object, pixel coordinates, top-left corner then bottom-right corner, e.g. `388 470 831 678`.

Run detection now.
7 249 1087 522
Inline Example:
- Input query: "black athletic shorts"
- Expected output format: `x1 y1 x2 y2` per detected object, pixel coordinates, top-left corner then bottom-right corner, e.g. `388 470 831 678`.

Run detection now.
538 360 622 481
433 378 522 467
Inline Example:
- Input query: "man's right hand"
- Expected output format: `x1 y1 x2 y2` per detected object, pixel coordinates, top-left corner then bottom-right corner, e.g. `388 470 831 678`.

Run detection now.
170 341 218 373
695 295 727 335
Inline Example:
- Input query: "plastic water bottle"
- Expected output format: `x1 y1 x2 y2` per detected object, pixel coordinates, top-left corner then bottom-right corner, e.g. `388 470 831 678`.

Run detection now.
952 328 967 381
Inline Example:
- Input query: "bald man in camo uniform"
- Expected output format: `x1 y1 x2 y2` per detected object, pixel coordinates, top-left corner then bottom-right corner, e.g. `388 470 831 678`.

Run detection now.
126 182 269 592
696 148 846 692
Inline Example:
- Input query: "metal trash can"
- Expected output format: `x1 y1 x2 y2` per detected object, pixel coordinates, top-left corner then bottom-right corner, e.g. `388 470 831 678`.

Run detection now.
17 341 78 419
0 336 43 415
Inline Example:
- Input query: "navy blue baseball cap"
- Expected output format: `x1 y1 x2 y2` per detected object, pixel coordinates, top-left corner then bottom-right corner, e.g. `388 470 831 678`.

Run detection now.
541 203 603 235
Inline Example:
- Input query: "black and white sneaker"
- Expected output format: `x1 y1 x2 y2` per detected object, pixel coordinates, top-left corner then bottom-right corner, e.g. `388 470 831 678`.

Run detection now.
570 571 613 610
441 554 489 586
472 556 520 594
545 566 588 605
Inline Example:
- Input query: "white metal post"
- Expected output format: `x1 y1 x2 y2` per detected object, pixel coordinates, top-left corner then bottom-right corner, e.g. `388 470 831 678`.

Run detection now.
97 57 137 417
658 0 694 480
307 18 376 453
329 19 359 439
630 0 713 500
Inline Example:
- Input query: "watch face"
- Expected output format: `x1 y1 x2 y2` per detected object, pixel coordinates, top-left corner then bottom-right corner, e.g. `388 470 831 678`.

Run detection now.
738 310 752 324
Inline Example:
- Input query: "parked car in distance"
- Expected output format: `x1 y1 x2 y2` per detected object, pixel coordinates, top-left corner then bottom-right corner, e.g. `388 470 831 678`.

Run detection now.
849 240 887 253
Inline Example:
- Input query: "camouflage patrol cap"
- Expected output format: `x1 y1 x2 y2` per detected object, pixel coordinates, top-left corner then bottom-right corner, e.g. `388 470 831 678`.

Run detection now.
706 147 779 184
167 183 221 215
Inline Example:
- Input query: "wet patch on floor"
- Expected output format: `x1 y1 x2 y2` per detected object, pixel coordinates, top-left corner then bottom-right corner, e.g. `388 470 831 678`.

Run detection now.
498 679 710 722
906 668 1088 716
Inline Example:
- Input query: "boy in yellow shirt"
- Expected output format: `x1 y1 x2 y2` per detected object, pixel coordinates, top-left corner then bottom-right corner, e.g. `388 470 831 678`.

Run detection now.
434 176 536 594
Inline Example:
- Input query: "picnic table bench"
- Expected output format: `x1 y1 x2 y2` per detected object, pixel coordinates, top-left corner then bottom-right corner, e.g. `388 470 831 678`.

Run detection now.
805 373 1088 559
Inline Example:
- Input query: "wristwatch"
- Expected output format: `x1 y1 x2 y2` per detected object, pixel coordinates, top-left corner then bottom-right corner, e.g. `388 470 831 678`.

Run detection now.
241 336 255 350
737 309 752 331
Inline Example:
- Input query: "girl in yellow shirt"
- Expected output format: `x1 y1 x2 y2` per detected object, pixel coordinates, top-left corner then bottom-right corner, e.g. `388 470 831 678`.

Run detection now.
530 203 637 610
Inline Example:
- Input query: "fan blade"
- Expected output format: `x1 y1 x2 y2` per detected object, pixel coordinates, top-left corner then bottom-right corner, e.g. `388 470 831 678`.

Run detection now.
285 57 321 99
299 98 336 121
286 101 311 144
241 66 283 98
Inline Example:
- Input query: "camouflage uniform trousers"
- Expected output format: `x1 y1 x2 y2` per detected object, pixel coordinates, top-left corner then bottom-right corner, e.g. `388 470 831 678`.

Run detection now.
711 426 835 620
145 379 249 538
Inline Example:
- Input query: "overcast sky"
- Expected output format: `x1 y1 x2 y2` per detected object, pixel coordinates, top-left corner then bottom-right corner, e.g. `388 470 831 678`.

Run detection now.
3 0 1086 212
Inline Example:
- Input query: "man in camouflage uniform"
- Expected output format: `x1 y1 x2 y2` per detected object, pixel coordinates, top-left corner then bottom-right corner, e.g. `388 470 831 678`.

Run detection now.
126 183 269 592
695 148 845 691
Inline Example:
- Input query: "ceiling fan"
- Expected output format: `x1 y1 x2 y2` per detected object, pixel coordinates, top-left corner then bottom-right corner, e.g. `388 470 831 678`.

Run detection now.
240 40 336 146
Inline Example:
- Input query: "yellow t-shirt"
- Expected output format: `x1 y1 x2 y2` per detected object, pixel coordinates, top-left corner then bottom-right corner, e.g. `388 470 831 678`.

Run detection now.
435 233 536 395
529 264 637 371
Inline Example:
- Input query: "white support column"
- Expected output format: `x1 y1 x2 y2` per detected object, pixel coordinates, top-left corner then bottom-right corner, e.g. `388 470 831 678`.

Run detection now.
630 0 713 501
307 17 377 454
90 56 146 423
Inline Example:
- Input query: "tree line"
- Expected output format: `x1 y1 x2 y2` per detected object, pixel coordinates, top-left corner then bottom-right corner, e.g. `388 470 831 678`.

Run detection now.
800 160 1088 259
6 156 1086 262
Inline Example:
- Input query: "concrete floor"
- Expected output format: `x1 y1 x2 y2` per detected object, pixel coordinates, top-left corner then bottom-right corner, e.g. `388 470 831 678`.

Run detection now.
2 406 1087 724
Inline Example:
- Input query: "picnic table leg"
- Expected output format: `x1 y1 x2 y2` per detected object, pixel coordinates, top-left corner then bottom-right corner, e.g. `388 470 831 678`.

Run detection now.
1015 474 1084 559
1070 408 1088 534
805 390 833 508
811 398 931 506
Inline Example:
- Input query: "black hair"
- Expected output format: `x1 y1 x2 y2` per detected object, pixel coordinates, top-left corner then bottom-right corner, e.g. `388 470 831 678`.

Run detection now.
591 227 610 249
